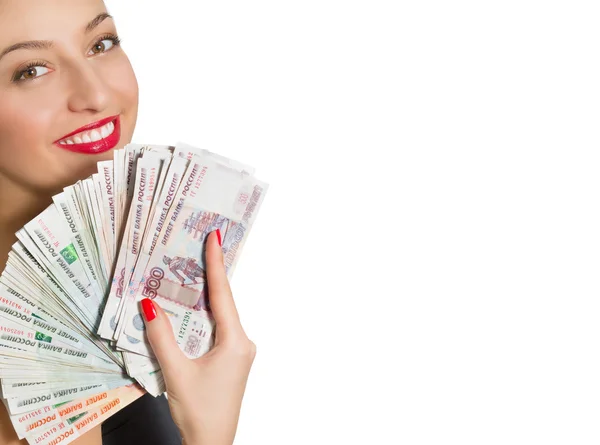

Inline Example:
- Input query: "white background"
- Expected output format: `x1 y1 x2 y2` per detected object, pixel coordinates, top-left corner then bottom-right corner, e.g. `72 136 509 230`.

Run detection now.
106 1 600 443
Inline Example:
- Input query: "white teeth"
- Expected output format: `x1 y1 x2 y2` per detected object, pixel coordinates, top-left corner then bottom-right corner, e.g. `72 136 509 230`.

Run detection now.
89 130 102 142
57 119 116 146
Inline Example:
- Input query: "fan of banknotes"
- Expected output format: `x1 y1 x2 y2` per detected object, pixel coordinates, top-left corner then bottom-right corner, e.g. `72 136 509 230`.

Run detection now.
0 142 268 444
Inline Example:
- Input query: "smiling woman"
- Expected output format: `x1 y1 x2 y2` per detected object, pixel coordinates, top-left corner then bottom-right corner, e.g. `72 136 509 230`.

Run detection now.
0 1 138 264
0 2 257 445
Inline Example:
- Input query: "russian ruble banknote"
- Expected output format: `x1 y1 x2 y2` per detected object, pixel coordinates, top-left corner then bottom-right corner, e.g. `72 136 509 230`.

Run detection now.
0 141 268 444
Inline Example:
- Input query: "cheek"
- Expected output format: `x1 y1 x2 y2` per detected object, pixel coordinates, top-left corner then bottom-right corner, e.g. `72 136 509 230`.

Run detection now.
106 56 139 114
0 88 99 192
0 90 62 182
100 55 139 146
0 90 58 147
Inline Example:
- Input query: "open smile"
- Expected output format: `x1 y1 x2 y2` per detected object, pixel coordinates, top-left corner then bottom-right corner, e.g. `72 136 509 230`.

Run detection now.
54 115 121 154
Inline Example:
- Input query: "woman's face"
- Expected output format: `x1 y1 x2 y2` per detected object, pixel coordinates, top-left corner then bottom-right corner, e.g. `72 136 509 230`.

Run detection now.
0 0 138 194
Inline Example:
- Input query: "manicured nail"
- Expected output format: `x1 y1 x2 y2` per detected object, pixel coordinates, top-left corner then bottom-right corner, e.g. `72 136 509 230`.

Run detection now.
216 229 222 247
141 298 157 322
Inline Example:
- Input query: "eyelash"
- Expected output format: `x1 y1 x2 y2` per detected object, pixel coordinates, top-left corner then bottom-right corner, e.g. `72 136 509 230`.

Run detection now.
12 34 122 83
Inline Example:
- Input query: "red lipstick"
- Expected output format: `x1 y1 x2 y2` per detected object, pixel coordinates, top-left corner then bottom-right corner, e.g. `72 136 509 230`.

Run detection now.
54 115 121 155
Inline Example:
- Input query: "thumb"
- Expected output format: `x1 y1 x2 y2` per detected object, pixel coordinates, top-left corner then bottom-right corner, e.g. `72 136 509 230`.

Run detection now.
141 298 186 372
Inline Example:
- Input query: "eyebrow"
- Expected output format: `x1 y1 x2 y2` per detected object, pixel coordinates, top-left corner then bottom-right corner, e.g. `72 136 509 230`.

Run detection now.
0 13 113 62
85 12 113 33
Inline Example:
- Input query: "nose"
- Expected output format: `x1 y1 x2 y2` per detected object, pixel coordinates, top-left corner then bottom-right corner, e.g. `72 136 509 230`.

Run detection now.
66 61 111 113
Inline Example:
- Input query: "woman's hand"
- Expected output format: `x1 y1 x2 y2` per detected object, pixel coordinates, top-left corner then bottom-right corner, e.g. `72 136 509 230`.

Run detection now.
141 230 256 445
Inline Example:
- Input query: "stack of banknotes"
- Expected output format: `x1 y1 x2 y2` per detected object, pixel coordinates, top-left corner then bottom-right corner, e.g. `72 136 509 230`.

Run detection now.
0 142 268 444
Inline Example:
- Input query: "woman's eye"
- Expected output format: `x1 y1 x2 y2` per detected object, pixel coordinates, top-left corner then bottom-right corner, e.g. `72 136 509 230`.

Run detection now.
16 65 50 82
89 38 116 55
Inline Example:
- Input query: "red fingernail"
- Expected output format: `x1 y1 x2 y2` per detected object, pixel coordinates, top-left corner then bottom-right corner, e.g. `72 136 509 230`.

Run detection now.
141 298 156 322
216 229 222 247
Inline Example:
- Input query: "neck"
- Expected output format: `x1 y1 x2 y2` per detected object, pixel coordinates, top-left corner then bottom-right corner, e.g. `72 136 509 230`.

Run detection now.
0 176 53 260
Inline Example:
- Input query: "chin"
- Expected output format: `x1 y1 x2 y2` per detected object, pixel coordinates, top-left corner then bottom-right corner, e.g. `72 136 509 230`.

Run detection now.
48 150 114 194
